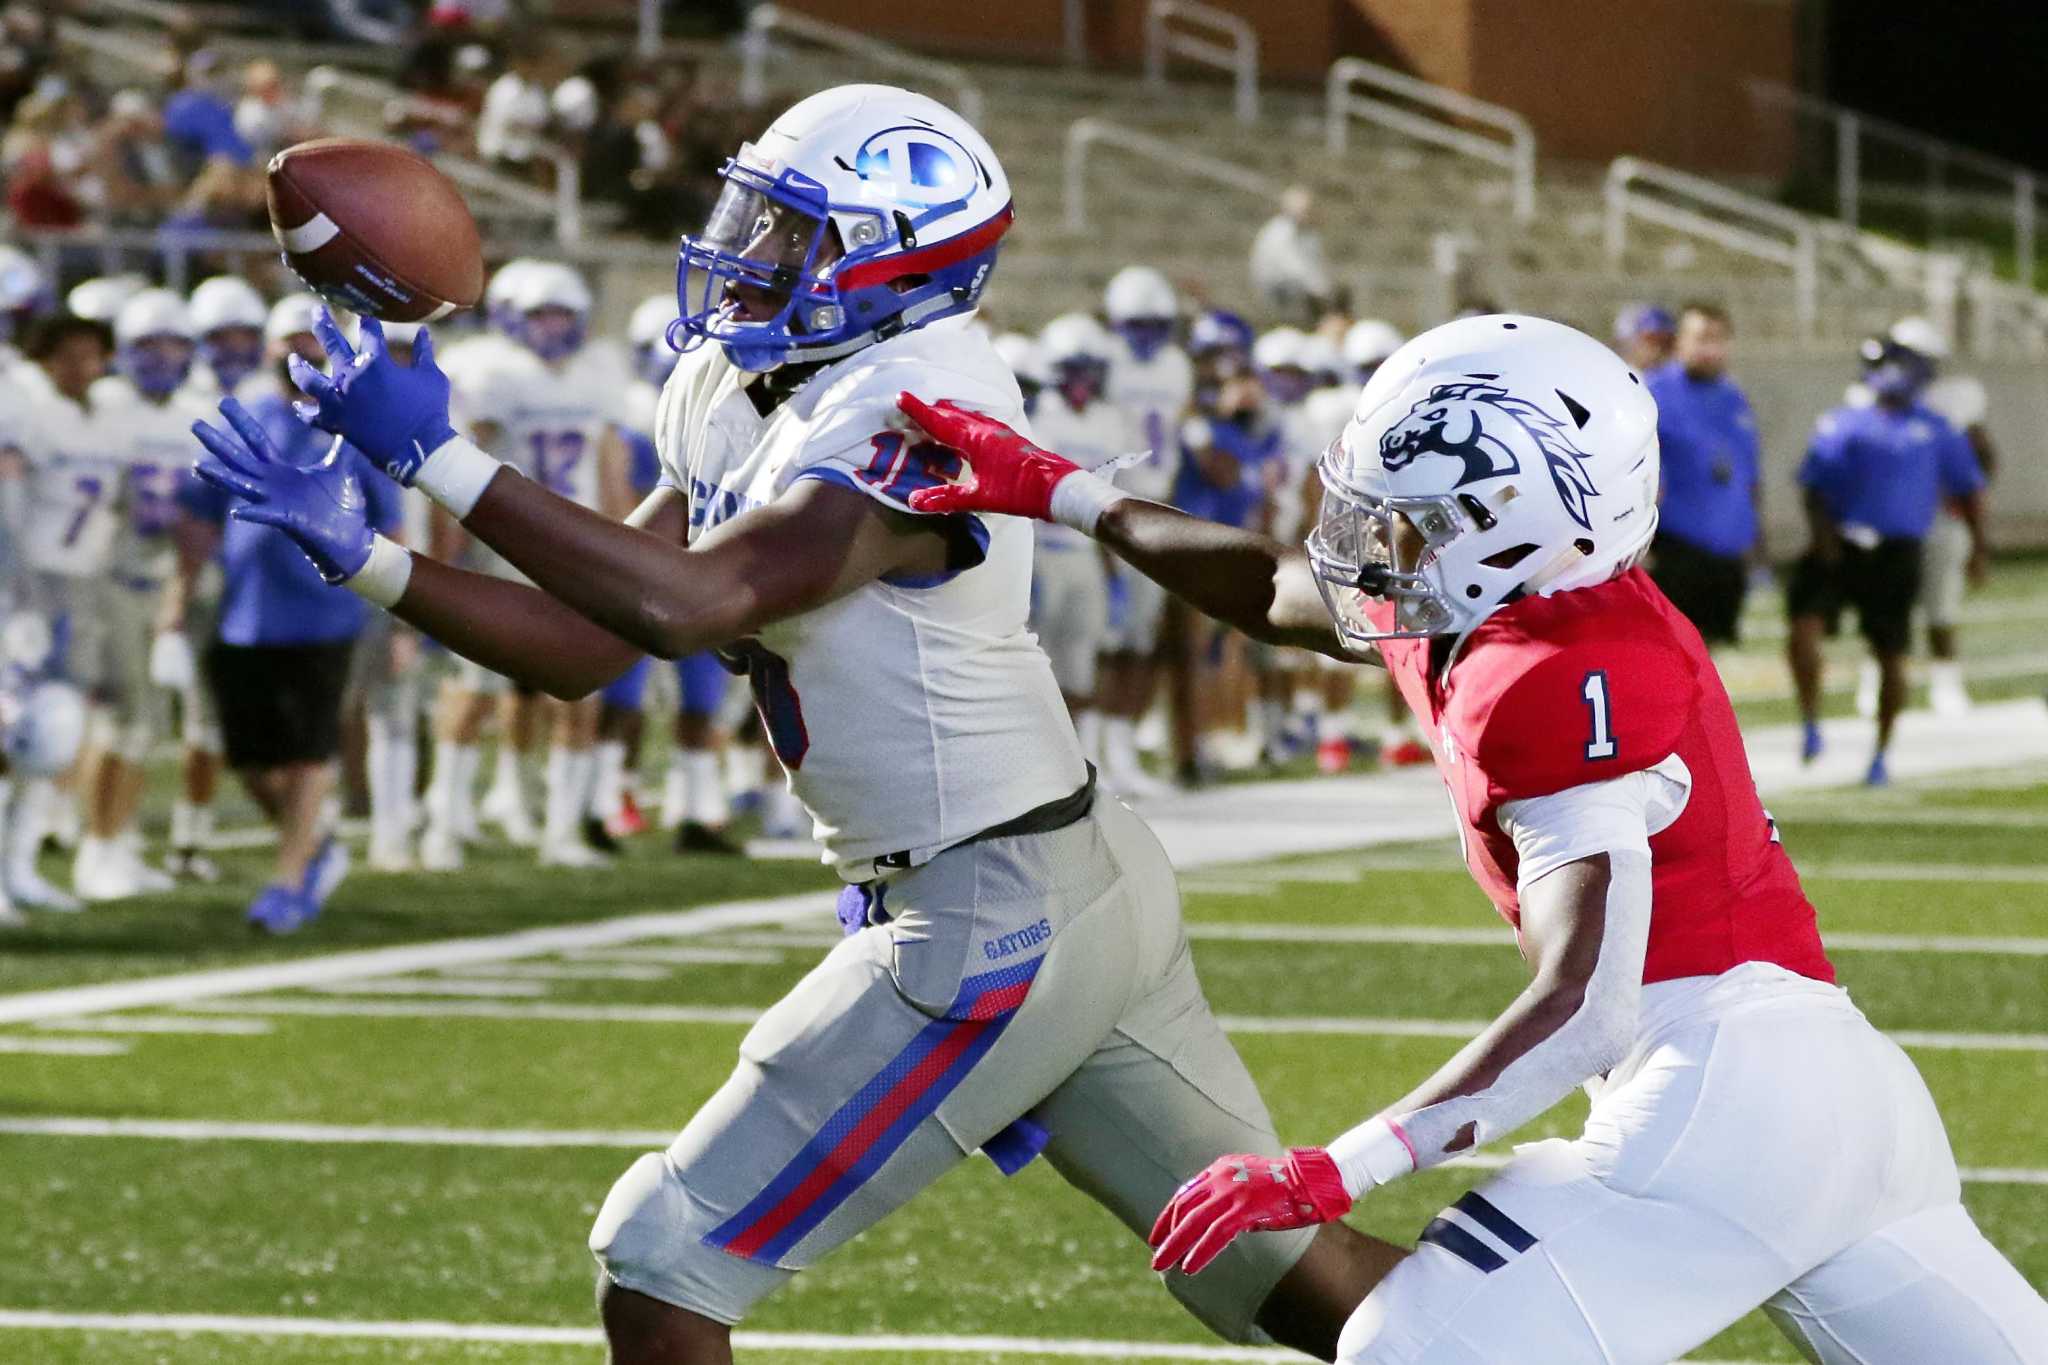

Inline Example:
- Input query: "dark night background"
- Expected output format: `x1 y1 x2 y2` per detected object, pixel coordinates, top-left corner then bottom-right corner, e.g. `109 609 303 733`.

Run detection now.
1820 0 2048 169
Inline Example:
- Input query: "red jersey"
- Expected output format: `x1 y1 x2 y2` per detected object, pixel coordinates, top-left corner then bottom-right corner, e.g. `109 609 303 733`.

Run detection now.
1373 568 1833 986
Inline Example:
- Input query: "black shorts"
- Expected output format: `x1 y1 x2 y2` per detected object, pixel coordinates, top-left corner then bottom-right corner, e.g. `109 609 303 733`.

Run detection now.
1648 532 1747 645
1786 537 1923 656
205 639 356 770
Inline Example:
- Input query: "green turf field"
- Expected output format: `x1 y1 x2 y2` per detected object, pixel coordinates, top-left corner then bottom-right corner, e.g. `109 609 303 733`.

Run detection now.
1 562 2044 1363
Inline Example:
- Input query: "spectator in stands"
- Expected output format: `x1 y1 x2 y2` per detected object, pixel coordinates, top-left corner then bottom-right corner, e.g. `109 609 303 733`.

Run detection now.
0 3 54 124
2 77 88 228
476 30 554 177
93 89 185 226
1787 333 1989 786
162 49 253 174
1645 302 1761 648
176 297 404 934
232 59 300 163
1248 185 1331 325
1613 301 1675 372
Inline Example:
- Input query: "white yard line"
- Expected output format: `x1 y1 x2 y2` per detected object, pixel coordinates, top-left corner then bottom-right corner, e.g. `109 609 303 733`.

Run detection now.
0 891 835 1026
305 977 552 998
0 1036 129 1056
2 1117 2039 1190
184 996 2048 1053
32 1015 272 1036
1187 922 2048 956
564 946 789 966
438 961 675 982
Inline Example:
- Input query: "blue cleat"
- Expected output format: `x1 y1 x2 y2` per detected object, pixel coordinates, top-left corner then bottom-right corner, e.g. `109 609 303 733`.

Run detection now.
1864 752 1889 787
246 883 320 935
1801 722 1824 765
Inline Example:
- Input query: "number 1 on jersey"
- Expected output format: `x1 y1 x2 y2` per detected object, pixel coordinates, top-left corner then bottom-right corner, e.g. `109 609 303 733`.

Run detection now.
1581 670 1617 761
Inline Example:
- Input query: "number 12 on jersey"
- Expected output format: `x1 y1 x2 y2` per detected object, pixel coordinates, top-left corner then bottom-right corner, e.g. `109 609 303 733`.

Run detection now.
1582 670 1618 761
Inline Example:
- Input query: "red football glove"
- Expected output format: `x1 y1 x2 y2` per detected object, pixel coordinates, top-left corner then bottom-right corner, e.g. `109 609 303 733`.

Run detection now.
1148 1148 1353 1275
898 392 1080 522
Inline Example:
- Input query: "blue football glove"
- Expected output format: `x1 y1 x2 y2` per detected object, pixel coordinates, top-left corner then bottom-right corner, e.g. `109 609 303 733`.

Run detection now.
191 397 375 584
287 308 457 485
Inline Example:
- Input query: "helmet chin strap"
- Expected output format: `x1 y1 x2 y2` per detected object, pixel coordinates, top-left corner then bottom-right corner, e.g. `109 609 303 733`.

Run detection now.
728 290 967 374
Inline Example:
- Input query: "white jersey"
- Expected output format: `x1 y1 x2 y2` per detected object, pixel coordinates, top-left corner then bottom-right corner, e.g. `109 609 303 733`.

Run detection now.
459 350 612 510
7 368 126 578
1104 337 1192 502
99 379 214 585
1030 389 1131 554
653 319 1085 880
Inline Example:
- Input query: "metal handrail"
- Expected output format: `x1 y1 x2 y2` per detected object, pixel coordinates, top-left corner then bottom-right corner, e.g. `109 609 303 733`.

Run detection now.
1143 0 1258 126
1324 57 1535 222
738 4 984 126
1064 117 1274 233
1605 156 1817 338
1748 79 2038 284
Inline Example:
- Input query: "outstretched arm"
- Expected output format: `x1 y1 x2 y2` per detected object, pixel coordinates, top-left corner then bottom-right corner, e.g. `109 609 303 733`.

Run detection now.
898 395 1357 659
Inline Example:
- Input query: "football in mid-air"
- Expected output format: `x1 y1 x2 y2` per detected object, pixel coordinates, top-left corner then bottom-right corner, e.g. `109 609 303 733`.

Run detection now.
266 137 484 323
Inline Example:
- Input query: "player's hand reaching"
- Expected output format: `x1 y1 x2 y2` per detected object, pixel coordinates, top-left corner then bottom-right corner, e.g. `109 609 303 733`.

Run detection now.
1147 1148 1352 1275
289 308 457 485
192 397 375 585
897 393 1081 522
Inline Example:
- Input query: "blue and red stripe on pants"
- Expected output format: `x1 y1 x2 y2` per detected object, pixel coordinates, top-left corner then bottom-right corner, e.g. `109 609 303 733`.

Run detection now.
703 956 1045 1264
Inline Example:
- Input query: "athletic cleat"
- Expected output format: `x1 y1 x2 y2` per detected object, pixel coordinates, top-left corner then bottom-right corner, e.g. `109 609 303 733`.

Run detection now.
674 820 744 856
247 883 320 935
167 847 221 883
1316 735 1352 774
582 816 622 854
1864 752 1889 787
366 836 415 873
6 866 80 912
1382 739 1432 768
481 781 537 847
419 827 465 872
606 791 649 838
540 836 613 868
1801 722 1824 765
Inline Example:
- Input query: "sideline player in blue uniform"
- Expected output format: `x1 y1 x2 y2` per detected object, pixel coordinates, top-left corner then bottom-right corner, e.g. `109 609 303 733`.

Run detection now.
1788 334 1987 784
174 310 405 932
1644 302 1760 647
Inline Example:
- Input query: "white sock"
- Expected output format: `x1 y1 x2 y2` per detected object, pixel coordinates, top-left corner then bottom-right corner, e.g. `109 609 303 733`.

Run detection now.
590 740 626 820
0 779 12 882
680 749 726 826
427 741 467 836
491 745 523 801
1931 660 1964 689
10 779 52 881
724 743 766 797
1075 709 1102 764
543 745 578 846
1103 717 1138 771
367 715 416 848
661 757 688 830
454 744 482 833
170 798 193 850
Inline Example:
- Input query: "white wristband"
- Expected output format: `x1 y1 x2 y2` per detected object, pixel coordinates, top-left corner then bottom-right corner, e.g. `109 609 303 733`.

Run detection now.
415 435 506 519
1047 468 1128 536
1327 1115 1419 1201
344 534 413 608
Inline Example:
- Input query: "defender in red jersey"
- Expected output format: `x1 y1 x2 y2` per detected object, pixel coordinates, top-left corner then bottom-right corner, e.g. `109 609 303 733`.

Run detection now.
898 314 2047 1364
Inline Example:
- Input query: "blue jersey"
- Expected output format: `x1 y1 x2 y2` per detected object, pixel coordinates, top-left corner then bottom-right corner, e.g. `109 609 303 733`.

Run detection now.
1173 413 1281 528
181 393 405 647
1798 400 1984 541
622 424 663 496
1646 363 1760 559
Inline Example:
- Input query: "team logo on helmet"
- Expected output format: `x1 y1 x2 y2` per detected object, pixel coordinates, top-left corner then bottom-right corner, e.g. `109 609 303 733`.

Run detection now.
852 125 976 209
1379 379 1601 531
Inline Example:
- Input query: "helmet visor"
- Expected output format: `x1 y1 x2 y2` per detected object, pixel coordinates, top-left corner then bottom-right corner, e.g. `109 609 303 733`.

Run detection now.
1306 470 1468 642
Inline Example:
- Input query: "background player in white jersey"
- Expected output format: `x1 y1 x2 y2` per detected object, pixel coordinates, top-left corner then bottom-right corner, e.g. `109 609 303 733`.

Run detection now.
200 82 1386 1363
185 276 270 402
1098 265 1190 795
454 260 633 866
1028 312 1122 760
0 618 87 925
97 289 216 892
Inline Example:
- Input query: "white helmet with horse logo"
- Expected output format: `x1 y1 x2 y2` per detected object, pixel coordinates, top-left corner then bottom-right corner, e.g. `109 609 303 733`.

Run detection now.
1308 313 1660 645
